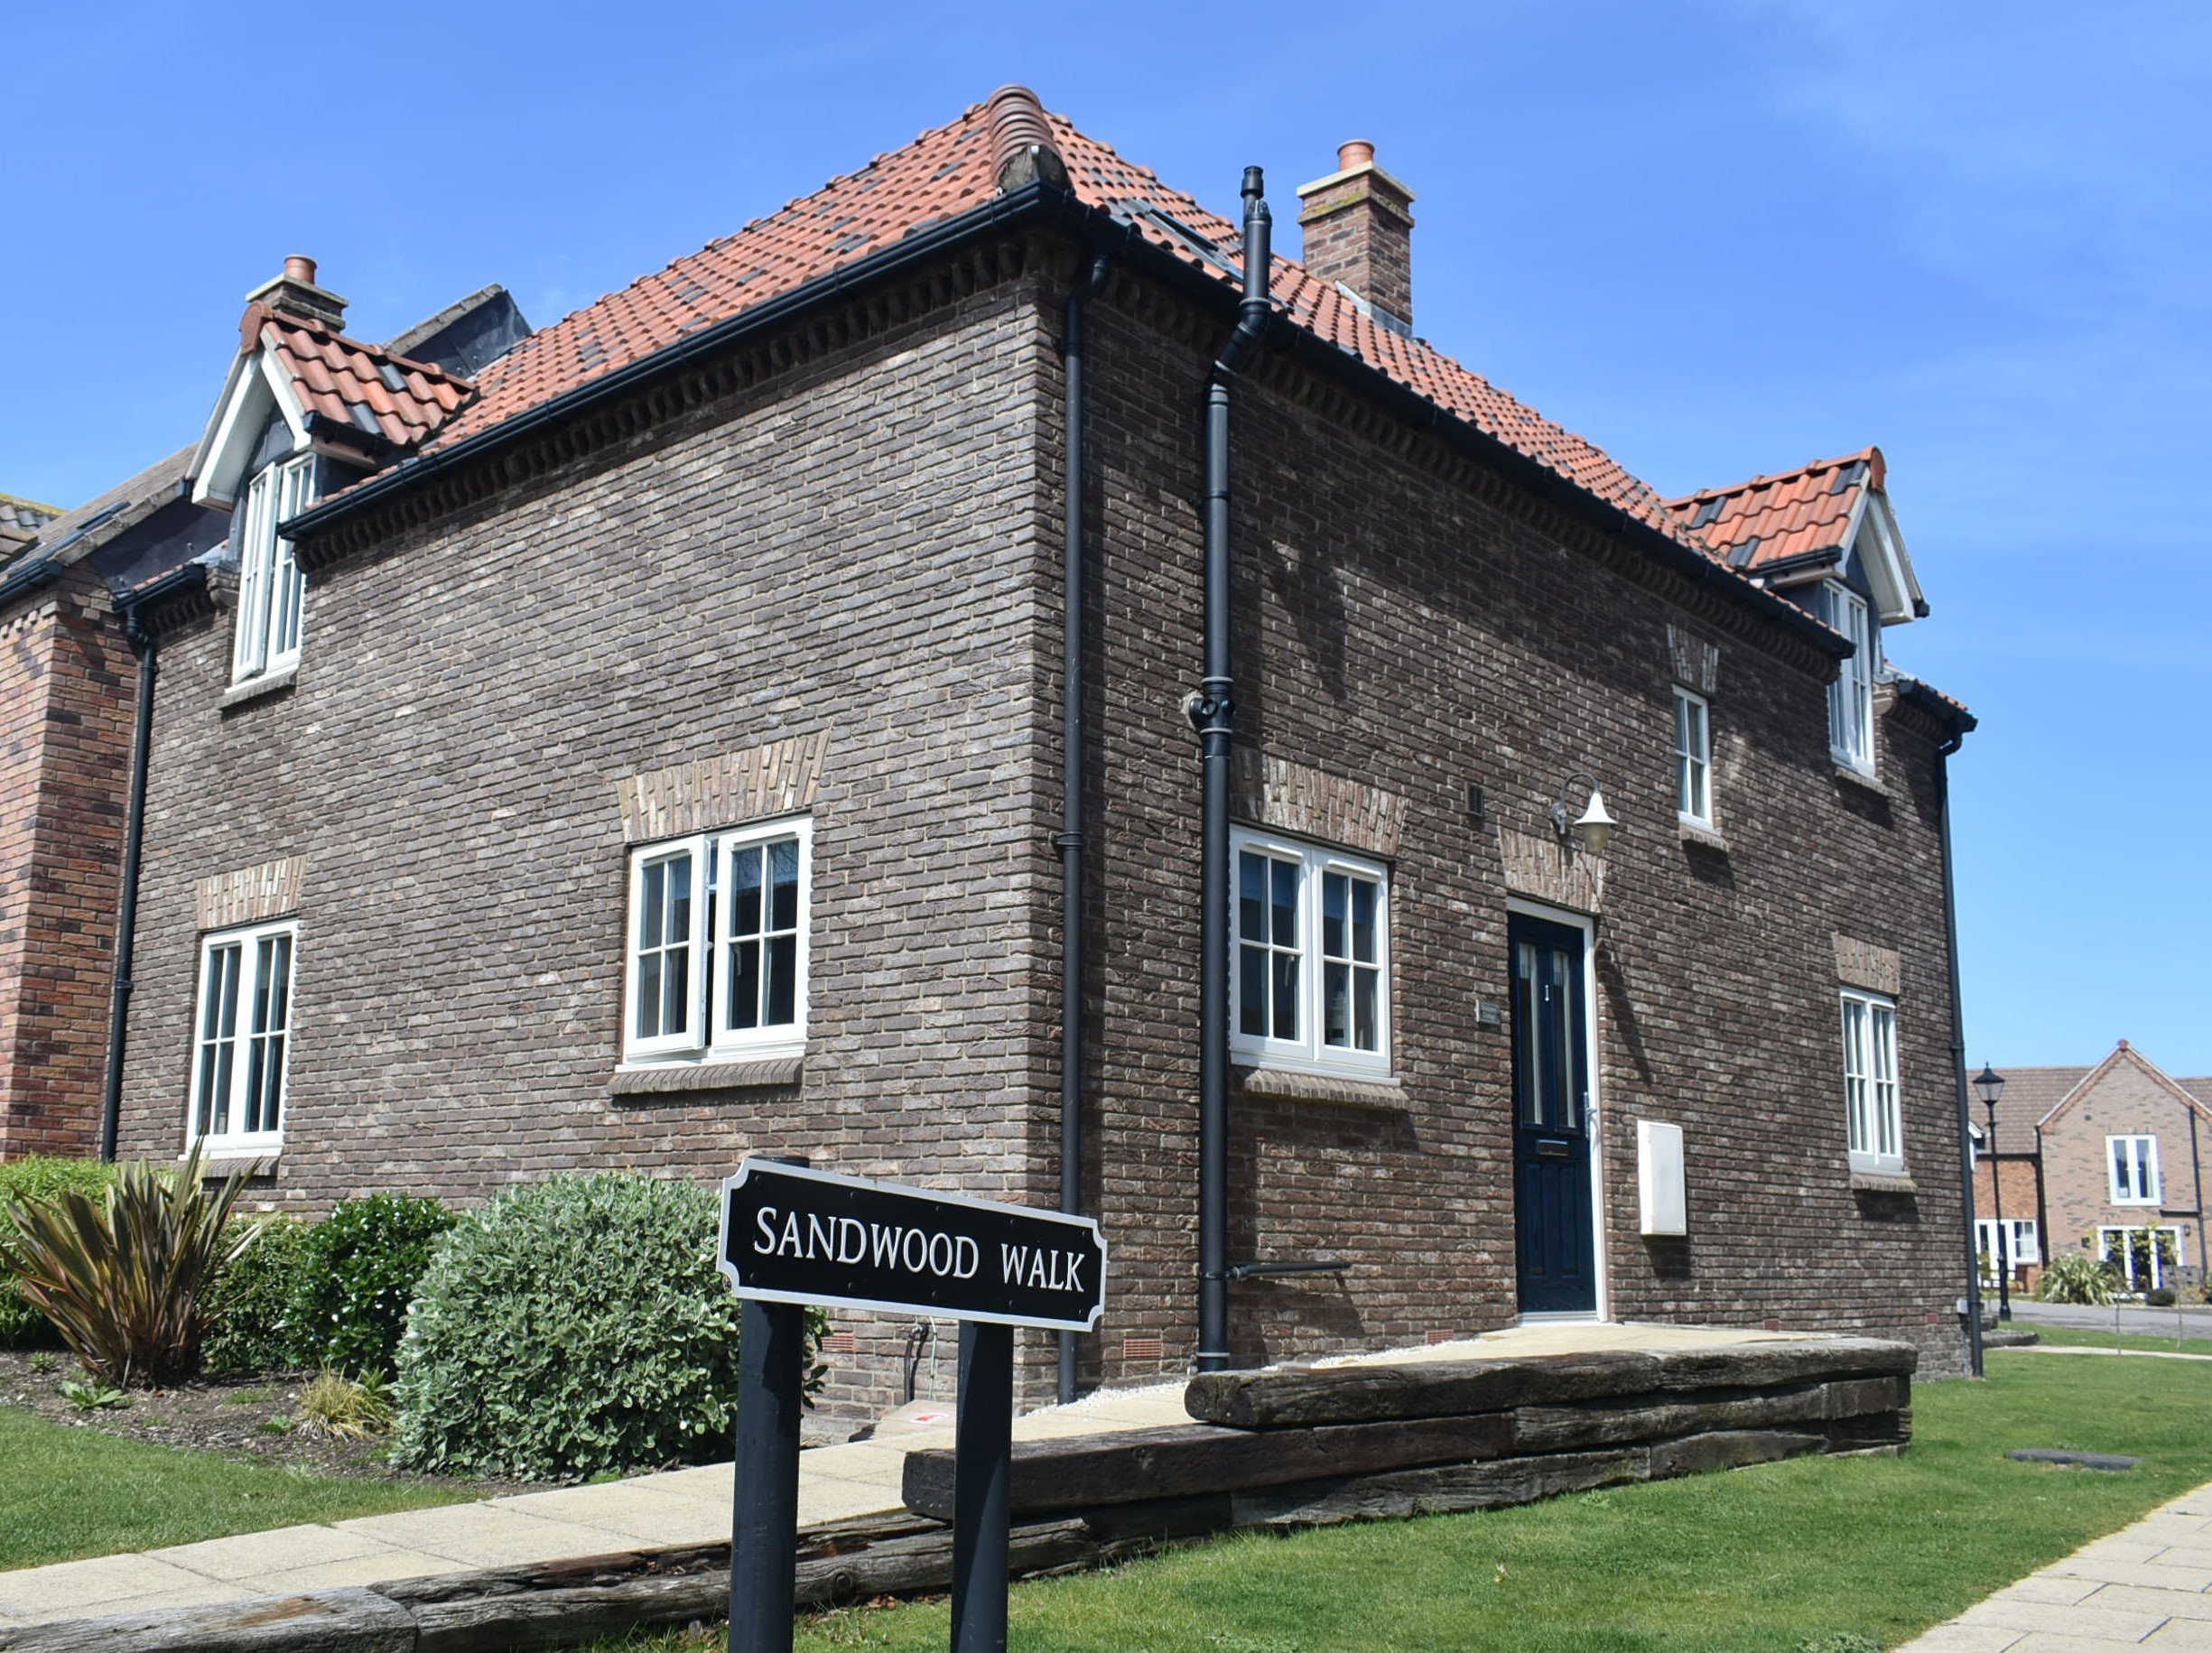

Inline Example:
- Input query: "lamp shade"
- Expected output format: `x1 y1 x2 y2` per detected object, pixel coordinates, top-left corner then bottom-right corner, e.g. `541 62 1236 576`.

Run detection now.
1572 787 1617 856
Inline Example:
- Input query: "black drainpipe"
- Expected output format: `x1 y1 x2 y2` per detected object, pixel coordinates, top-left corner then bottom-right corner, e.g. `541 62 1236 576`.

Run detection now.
1189 169 1272 1374
1937 732 1984 1377
99 610 159 1163
1057 253 1111 1407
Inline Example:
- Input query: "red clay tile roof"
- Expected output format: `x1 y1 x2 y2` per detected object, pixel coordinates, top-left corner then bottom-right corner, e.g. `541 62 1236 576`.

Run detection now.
250 304 473 450
1664 448 1882 571
432 100 1697 550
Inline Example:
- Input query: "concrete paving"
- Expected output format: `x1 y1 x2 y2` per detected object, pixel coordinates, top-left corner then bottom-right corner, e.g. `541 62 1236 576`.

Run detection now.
1901 1483 2212 1650
0 1320 1804 1628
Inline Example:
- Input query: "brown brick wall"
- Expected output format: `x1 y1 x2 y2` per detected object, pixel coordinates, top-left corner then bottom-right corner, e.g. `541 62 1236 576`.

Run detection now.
1971 1156 2044 1289
0 570 135 1158
115 229 1974 1419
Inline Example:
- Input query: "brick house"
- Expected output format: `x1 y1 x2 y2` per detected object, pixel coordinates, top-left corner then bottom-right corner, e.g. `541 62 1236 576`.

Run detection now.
1984 1044 2212 1295
88 88 1981 1409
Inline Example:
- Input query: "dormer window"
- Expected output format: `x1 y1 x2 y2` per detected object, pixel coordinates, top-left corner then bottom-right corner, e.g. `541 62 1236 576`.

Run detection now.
233 455 313 683
1819 580 1876 774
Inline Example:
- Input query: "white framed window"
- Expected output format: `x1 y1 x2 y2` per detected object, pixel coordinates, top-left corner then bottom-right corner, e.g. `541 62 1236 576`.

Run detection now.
2107 1134 2162 1205
622 816 811 1064
1839 988 1901 1174
1673 686 1712 826
231 453 313 683
2097 1225 2182 1292
188 918 296 1154
1975 1218 2040 1277
1231 829 1389 1077
1819 580 1876 773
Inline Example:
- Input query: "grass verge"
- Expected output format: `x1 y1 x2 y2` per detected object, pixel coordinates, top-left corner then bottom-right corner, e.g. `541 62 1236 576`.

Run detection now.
2023 1322 2212 1359
590 1351 2212 1652
0 1406 471 1572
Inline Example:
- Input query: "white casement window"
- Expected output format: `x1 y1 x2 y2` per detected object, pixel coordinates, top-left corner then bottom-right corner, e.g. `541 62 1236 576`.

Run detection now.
2097 1225 2183 1292
1231 829 1389 1077
188 919 296 1154
2108 1134 2162 1205
622 816 810 1064
1975 1219 2040 1276
1819 580 1876 773
1674 686 1712 826
232 454 313 683
1839 988 1902 1174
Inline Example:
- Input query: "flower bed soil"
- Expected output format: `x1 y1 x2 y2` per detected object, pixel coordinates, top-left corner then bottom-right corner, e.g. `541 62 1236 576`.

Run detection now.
0 1348 527 1495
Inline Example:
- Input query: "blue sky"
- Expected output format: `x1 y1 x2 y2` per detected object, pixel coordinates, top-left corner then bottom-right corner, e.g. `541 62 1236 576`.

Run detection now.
6 2 2206 1069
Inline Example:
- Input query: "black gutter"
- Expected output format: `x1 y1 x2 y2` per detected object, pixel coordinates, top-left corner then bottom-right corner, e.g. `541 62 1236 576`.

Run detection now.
98 608 159 1163
283 181 1069 545
1938 730 1984 1377
0 554 64 608
1190 169 1272 1375
1894 674 1978 738
1056 253 1110 1407
283 181 1844 673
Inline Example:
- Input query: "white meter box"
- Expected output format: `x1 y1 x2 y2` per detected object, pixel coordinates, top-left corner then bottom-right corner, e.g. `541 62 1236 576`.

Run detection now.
1638 1119 1687 1237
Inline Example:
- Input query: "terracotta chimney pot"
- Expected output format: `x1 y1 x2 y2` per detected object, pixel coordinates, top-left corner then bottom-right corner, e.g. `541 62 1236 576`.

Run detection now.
283 255 318 285
1337 140 1375 171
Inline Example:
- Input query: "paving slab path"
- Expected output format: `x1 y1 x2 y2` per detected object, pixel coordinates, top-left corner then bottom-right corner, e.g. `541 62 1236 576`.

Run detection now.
1901 1481 2212 1650
0 1322 1792 1629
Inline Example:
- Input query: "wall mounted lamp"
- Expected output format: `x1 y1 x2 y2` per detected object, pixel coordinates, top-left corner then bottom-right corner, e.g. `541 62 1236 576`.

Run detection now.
1548 771 1617 856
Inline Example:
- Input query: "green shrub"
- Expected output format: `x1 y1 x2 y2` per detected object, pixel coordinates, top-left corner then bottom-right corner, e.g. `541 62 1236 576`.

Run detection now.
203 1216 317 1375
2147 1286 2179 1308
393 1173 792 1481
293 1193 455 1379
3 1147 256 1386
2037 1250 2121 1306
0 1157 117 1347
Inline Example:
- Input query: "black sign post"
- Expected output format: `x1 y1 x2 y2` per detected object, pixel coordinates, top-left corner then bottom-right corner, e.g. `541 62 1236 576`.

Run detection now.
718 1156 1107 1653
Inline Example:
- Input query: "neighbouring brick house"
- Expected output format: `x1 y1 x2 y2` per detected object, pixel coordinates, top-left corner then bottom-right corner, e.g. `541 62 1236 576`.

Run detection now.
0 282 525 1163
1983 1044 2212 1295
89 88 1981 1411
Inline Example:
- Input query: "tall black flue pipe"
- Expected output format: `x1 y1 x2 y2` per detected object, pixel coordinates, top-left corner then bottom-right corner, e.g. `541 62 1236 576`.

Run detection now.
1938 732 1985 1378
1193 169 1272 1373
1058 253 1110 1407
99 613 158 1163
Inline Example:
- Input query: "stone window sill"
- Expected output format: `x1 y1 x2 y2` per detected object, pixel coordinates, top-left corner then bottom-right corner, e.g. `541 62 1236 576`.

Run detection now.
610 1054 804 1098
1233 1063 1406 1112
183 1150 280 1177
1678 819 1729 853
1850 1170 1917 1197
1833 763 1887 800
218 667 297 713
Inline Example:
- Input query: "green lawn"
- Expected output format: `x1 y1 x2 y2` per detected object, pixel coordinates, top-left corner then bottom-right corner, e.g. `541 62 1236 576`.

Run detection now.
2023 1322 2212 1359
595 1351 2212 1652
0 1407 472 1572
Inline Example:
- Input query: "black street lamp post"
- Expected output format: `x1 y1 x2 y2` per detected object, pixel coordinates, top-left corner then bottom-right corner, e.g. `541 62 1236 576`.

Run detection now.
1975 1063 2010 1323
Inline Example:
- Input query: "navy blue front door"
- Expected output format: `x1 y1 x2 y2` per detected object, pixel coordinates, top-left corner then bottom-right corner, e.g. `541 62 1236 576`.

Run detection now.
1510 914 1597 1314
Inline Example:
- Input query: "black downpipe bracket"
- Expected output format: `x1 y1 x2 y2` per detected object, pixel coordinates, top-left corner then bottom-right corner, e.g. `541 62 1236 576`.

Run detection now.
99 614 158 1163
1191 169 1272 1374
1938 734 1985 1378
1057 253 1111 1407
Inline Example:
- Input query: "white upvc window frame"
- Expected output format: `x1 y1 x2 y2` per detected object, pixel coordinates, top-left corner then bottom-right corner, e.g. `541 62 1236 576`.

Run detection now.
1231 827 1391 1079
231 452 313 684
2097 1225 2183 1292
1673 685 1713 827
621 815 811 1066
2107 1134 2162 1206
1821 580 1877 774
1975 1218 2041 1273
186 917 297 1156
1839 987 1903 1175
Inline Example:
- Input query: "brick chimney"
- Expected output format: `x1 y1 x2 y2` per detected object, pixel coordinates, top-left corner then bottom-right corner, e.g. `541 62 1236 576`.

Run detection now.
1297 141 1416 328
245 254 348 332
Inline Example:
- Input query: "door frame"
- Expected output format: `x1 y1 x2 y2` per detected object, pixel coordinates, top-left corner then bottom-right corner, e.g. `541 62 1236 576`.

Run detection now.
1505 896 1609 1323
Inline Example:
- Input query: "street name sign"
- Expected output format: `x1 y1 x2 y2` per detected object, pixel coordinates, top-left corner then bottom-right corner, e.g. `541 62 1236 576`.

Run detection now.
717 1157 1107 1333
